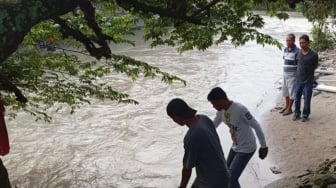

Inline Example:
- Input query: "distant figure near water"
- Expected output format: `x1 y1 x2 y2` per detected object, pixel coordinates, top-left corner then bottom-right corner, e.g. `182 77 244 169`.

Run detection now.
166 98 229 188
207 87 268 188
0 97 11 188
0 73 27 188
280 33 300 116
293 34 319 122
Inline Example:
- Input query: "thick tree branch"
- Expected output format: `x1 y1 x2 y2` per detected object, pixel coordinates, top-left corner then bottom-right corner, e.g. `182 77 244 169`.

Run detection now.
0 0 76 63
0 74 27 103
53 17 111 59
0 0 112 64
115 0 205 25
77 0 112 58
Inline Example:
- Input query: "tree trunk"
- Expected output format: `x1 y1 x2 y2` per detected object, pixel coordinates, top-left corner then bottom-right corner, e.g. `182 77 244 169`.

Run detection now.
0 0 111 63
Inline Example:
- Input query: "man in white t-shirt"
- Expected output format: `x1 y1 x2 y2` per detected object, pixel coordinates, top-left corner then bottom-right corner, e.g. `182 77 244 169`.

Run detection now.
207 87 268 188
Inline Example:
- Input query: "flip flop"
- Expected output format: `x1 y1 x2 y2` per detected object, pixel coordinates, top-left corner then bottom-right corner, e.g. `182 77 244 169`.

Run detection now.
283 111 293 116
279 108 286 113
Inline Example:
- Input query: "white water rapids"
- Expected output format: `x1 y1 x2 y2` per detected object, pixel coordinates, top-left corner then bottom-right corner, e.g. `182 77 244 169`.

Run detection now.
4 14 311 188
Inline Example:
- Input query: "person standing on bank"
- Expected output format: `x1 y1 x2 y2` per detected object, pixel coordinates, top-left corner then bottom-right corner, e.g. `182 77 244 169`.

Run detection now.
280 33 300 116
293 34 318 122
0 73 27 188
207 87 268 188
0 97 11 188
166 98 229 188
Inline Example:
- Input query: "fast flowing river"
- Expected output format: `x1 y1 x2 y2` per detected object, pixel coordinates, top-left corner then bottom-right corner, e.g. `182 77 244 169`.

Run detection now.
4 14 311 188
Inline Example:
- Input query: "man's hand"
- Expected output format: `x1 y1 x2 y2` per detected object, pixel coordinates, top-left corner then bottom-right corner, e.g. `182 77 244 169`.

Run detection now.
259 147 268 159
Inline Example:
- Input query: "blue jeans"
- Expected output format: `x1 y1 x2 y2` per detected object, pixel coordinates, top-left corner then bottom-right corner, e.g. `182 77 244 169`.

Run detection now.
294 83 313 118
227 149 255 188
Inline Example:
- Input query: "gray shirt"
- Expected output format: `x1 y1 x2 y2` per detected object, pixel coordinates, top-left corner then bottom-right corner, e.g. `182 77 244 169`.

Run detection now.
184 115 229 188
296 49 318 84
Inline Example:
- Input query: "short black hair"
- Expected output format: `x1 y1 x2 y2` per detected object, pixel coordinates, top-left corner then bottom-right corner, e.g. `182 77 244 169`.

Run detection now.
166 98 197 119
287 33 295 41
299 34 310 42
207 87 228 101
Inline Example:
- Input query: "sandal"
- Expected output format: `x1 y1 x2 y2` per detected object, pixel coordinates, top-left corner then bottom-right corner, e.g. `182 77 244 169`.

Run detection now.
283 111 293 116
279 108 286 113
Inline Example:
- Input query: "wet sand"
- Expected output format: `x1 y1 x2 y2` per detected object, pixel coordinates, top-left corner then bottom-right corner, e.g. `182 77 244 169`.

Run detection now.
264 57 336 177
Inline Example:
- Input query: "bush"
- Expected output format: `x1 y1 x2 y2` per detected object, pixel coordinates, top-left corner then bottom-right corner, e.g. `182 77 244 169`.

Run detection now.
310 24 336 52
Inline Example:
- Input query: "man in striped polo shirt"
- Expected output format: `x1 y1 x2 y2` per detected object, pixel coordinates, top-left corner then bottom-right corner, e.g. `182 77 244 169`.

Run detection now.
280 33 300 116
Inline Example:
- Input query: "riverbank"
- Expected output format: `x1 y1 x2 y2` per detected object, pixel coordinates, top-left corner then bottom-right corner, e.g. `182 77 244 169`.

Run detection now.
263 50 336 185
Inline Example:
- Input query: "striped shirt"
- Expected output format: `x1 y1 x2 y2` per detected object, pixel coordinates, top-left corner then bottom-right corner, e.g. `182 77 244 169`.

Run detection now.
283 45 300 73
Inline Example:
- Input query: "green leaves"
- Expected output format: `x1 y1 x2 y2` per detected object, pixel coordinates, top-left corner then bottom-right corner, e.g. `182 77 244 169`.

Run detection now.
295 0 336 52
110 54 186 85
1 0 299 121
296 0 335 24
1 49 184 121
140 0 283 53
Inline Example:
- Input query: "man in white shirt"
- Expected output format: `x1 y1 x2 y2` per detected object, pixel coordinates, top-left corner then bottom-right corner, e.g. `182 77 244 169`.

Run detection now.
207 87 268 188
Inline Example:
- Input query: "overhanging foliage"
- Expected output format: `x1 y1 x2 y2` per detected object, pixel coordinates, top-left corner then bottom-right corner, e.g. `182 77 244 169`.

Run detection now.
0 0 302 120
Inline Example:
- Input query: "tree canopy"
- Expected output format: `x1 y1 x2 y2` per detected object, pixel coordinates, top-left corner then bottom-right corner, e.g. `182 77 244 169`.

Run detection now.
296 0 336 51
0 0 303 120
